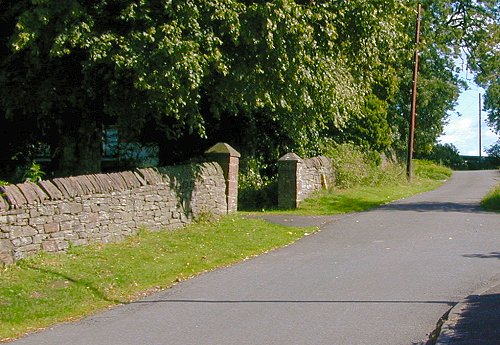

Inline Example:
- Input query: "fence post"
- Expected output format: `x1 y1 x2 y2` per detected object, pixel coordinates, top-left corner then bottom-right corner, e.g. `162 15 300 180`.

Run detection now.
278 153 302 209
205 143 240 214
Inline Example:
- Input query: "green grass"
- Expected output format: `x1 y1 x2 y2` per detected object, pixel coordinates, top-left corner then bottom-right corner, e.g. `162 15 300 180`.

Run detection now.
296 181 442 215
481 182 500 212
0 216 314 341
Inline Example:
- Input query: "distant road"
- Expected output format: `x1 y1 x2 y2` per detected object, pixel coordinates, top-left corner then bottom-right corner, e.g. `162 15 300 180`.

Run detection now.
12 170 500 345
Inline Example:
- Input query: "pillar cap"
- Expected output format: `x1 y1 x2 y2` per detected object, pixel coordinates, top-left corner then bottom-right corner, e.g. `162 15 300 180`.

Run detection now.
278 153 302 162
205 143 241 158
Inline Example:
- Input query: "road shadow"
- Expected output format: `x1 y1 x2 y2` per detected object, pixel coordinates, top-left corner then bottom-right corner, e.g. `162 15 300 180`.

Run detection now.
378 201 484 213
463 252 500 260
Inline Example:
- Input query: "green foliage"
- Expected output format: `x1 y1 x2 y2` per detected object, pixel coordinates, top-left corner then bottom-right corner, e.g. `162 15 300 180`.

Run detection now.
322 142 396 189
456 1 499 134
387 0 498 155
23 162 45 183
389 44 463 156
0 180 8 186
414 60 462 155
321 143 452 191
238 158 270 191
486 141 500 158
238 157 277 211
1 0 498 176
1 0 414 175
480 183 500 212
331 94 393 152
413 160 452 181
485 81 500 135
418 143 466 169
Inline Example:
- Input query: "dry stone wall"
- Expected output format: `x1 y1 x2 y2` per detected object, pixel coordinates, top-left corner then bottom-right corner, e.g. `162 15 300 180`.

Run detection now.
300 156 335 201
0 162 227 265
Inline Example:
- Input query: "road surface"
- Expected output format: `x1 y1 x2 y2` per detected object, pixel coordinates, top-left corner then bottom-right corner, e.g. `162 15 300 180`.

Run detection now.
12 170 500 345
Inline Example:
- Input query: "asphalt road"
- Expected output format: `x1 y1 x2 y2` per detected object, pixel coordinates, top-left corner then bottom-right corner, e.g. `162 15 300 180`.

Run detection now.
12 170 500 345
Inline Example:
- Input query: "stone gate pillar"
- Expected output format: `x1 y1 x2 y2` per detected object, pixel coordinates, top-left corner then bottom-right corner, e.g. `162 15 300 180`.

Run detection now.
205 143 240 214
278 153 302 209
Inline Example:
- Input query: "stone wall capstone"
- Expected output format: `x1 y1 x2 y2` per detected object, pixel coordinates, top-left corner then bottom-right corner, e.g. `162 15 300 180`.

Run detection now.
0 144 238 265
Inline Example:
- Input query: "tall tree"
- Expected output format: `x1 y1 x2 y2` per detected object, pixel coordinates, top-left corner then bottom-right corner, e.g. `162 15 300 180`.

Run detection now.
2 0 496 180
387 0 498 156
1 0 411 176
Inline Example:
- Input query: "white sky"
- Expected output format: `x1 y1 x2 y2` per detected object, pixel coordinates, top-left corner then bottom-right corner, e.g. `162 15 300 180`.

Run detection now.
438 80 498 156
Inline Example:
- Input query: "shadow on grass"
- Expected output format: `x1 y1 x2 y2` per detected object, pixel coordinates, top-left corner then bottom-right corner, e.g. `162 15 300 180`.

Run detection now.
21 263 124 304
378 201 484 213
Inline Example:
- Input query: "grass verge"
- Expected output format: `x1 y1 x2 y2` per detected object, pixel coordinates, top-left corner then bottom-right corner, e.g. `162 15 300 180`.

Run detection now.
480 182 500 212
0 216 314 341
296 181 443 215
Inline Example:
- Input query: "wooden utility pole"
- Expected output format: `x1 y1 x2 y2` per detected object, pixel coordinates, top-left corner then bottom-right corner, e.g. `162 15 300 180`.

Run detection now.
479 93 482 161
407 3 422 181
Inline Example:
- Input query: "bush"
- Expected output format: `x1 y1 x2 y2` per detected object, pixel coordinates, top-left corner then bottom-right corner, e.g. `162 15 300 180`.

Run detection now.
418 143 466 170
414 160 452 181
322 142 405 188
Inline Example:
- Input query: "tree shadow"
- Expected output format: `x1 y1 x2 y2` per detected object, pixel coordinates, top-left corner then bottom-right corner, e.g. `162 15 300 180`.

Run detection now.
149 160 210 220
463 252 500 260
157 164 198 220
22 263 124 304
378 201 484 213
